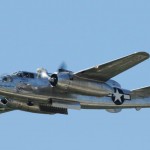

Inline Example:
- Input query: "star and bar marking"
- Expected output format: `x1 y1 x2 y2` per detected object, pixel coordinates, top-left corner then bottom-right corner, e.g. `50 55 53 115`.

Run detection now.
109 88 131 105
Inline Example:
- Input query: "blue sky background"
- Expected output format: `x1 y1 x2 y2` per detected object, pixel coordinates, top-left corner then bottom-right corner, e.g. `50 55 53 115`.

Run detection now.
0 0 150 150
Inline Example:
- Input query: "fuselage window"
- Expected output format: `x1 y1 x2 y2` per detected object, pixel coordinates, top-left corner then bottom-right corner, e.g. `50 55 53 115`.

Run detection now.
2 76 13 82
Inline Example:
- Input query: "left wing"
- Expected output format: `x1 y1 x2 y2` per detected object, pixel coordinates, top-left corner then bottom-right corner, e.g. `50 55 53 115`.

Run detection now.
0 88 81 110
74 52 150 82
0 88 49 103
0 108 13 114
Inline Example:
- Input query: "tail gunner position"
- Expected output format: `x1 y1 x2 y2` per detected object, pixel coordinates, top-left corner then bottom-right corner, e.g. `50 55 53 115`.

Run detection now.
0 52 150 115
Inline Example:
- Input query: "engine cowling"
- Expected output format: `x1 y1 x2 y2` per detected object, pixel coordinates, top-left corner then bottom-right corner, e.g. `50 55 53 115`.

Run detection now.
50 74 58 86
50 72 113 96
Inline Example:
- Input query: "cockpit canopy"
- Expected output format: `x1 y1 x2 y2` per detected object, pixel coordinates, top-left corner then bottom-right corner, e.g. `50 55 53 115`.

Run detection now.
12 71 35 79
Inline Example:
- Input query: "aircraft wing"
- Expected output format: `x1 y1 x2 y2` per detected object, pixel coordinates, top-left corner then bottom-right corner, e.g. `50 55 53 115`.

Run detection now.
74 52 150 82
0 108 13 114
0 88 49 103
131 86 150 99
0 88 81 110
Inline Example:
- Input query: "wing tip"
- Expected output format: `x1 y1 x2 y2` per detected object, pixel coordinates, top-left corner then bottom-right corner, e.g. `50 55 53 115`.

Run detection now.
135 51 150 59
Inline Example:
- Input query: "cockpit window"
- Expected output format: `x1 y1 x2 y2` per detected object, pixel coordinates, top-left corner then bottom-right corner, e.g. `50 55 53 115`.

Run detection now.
23 72 30 78
14 72 35 79
23 72 35 78
17 73 23 77
30 73 35 78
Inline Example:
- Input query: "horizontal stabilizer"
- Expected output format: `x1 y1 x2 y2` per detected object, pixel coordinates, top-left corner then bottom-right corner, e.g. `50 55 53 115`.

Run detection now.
131 86 150 99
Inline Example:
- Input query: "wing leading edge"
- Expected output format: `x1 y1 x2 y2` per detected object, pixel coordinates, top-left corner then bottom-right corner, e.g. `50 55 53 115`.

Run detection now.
74 52 150 82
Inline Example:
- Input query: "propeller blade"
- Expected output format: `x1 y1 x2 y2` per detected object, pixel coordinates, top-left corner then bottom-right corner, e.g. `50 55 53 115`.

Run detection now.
58 62 67 72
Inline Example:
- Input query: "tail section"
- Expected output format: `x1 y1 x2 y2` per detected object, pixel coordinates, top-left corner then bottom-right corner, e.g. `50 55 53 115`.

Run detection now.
131 86 150 99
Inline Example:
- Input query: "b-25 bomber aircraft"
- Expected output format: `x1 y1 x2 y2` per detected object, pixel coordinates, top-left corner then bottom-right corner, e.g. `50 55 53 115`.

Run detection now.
0 52 150 115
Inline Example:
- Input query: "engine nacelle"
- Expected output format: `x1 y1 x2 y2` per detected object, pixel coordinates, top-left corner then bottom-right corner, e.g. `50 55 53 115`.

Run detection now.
50 72 113 96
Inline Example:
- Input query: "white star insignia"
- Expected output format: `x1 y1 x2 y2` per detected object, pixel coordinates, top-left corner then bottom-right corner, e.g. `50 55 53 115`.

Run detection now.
113 89 123 103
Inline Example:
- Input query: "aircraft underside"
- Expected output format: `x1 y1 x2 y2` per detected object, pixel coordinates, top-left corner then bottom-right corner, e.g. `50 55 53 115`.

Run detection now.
1 92 150 114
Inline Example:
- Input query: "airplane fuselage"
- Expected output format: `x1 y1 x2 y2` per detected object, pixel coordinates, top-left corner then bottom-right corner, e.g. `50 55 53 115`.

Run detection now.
0 71 149 114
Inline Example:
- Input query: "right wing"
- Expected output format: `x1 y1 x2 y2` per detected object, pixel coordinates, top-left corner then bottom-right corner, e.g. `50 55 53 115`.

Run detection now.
74 52 150 82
